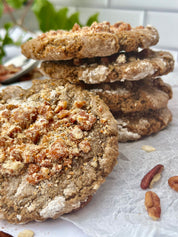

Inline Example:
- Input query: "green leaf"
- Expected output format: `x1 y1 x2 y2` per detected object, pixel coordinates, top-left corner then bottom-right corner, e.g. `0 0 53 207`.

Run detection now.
2 22 13 46
3 31 14 46
6 0 26 9
32 0 100 31
3 35 13 45
55 7 68 30
32 0 57 32
0 47 6 64
65 11 81 30
0 23 16 63
0 2 3 18
4 22 13 30
86 13 99 26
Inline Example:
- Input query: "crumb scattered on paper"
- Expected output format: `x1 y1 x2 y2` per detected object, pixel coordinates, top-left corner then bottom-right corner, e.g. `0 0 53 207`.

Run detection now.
142 145 156 152
18 229 34 237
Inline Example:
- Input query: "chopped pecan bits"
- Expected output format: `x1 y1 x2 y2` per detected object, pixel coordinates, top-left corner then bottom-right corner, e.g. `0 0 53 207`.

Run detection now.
38 103 54 120
140 164 164 189
79 140 91 153
7 126 22 138
57 110 70 119
10 107 38 129
2 160 24 175
0 149 6 163
63 158 72 167
90 21 110 32
23 145 41 163
27 171 45 184
40 167 50 177
0 97 99 184
28 164 40 175
70 126 83 140
112 22 131 31
72 23 81 32
168 176 178 192
73 100 86 108
49 139 68 160
25 127 40 144
9 147 23 162
98 106 103 112
54 101 68 113
0 230 13 237
41 159 53 168
145 191 161 220
52 164 62 172
70 147 80 157
71 110 96 130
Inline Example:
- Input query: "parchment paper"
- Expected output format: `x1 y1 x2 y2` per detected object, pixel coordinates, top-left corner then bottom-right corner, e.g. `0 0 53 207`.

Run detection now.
61 64 178 237
0 64 178 237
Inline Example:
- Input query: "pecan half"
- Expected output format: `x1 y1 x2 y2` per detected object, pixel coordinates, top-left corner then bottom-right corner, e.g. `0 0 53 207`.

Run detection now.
168 176 178 192
140 164 164 189
0 231 13 237
145 191 161 220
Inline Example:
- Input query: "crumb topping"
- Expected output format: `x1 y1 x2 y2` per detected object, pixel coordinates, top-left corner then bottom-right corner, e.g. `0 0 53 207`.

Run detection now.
0 97 97 184
38 21 132 40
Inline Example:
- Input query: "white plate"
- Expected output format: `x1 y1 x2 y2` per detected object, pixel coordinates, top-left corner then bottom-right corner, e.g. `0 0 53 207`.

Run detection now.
2 55 39 84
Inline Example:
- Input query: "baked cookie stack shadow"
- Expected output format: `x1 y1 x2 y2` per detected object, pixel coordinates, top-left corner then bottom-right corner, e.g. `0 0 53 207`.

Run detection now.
21 21 175 142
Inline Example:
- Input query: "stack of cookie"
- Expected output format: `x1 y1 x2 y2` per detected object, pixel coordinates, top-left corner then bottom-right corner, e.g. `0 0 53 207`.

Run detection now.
21 21 174 142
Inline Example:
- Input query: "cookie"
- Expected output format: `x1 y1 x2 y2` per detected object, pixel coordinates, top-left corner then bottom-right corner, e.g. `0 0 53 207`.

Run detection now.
85 78 172 113
40 49 174 84
114 107 172 142
0 78 118 223
110 22 159 52
21 21 159 61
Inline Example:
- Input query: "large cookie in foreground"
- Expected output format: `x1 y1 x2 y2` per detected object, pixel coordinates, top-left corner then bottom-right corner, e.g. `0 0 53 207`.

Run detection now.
21 21 159 60
115 107 172 142
0 79 118 224
86 78 172 113
40 49 174 84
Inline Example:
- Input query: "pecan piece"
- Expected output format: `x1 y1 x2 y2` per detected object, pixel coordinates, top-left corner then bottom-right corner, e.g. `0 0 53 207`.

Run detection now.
168 176 178 192
140 164 164 189
142 145 156 152
0 231 13 237
145 191 161 220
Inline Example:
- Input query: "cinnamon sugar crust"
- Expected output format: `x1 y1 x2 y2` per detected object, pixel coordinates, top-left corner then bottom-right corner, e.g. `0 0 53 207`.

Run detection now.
40 49 174 84
0 79 118 223
21 21 159 60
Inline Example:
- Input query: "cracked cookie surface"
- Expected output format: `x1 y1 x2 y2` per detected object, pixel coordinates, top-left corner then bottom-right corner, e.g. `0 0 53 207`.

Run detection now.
0 79 118 223
115 107 172 142
40 49 174 84
85 78 172 113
